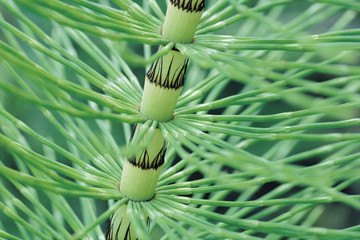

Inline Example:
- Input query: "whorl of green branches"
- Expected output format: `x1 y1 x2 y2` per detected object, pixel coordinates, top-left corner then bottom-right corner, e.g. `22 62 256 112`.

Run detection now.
0 0 359 239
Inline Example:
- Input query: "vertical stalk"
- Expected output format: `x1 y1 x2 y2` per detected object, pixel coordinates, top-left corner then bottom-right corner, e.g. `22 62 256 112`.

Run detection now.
119 126 166 201
162 0 205 43
140 48 189 122
121 0 204 203
106 205 136 239
107 1 204 239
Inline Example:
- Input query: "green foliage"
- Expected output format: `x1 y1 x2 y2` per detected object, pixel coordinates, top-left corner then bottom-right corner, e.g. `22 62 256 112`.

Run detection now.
0 0 359 239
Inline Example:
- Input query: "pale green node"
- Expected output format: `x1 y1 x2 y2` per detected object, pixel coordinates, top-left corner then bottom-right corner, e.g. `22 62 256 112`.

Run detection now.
140 82 182 121
120 161 164 201
120 128 166 201
162 1 204 43
140 49 187 122
107 204 138 239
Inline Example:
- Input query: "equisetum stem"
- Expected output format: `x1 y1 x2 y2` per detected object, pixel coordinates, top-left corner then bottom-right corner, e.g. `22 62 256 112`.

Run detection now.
140 47 189 122
106 204 149 240
120 126 166 201
108 1 204 239
120 0 204 203
106 205 135 239
162 0 205 43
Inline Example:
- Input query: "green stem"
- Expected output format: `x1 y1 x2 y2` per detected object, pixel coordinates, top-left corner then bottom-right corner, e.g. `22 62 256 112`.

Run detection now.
111 1 206 239
119 0 205 202
162 0 205 43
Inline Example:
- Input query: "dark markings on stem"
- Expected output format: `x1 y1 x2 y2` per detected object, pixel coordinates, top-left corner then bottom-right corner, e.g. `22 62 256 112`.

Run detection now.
129 142 167 170
146 217 151 231
106 215 139 240
129 124 137 141
106 215 123 240
172 45 180 52
115 219 123 240
124 223 139 240
170 0 205 12
105 215 112 239
147 55 189 90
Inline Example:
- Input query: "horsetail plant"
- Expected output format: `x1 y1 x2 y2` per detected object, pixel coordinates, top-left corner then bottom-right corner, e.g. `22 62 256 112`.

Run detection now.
1 0 360 239
121 0 204 200
112 1 204 238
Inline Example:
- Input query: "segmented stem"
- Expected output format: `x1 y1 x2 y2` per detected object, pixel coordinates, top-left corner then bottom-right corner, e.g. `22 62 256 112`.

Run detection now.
108 1 205 239
163 0 205 43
